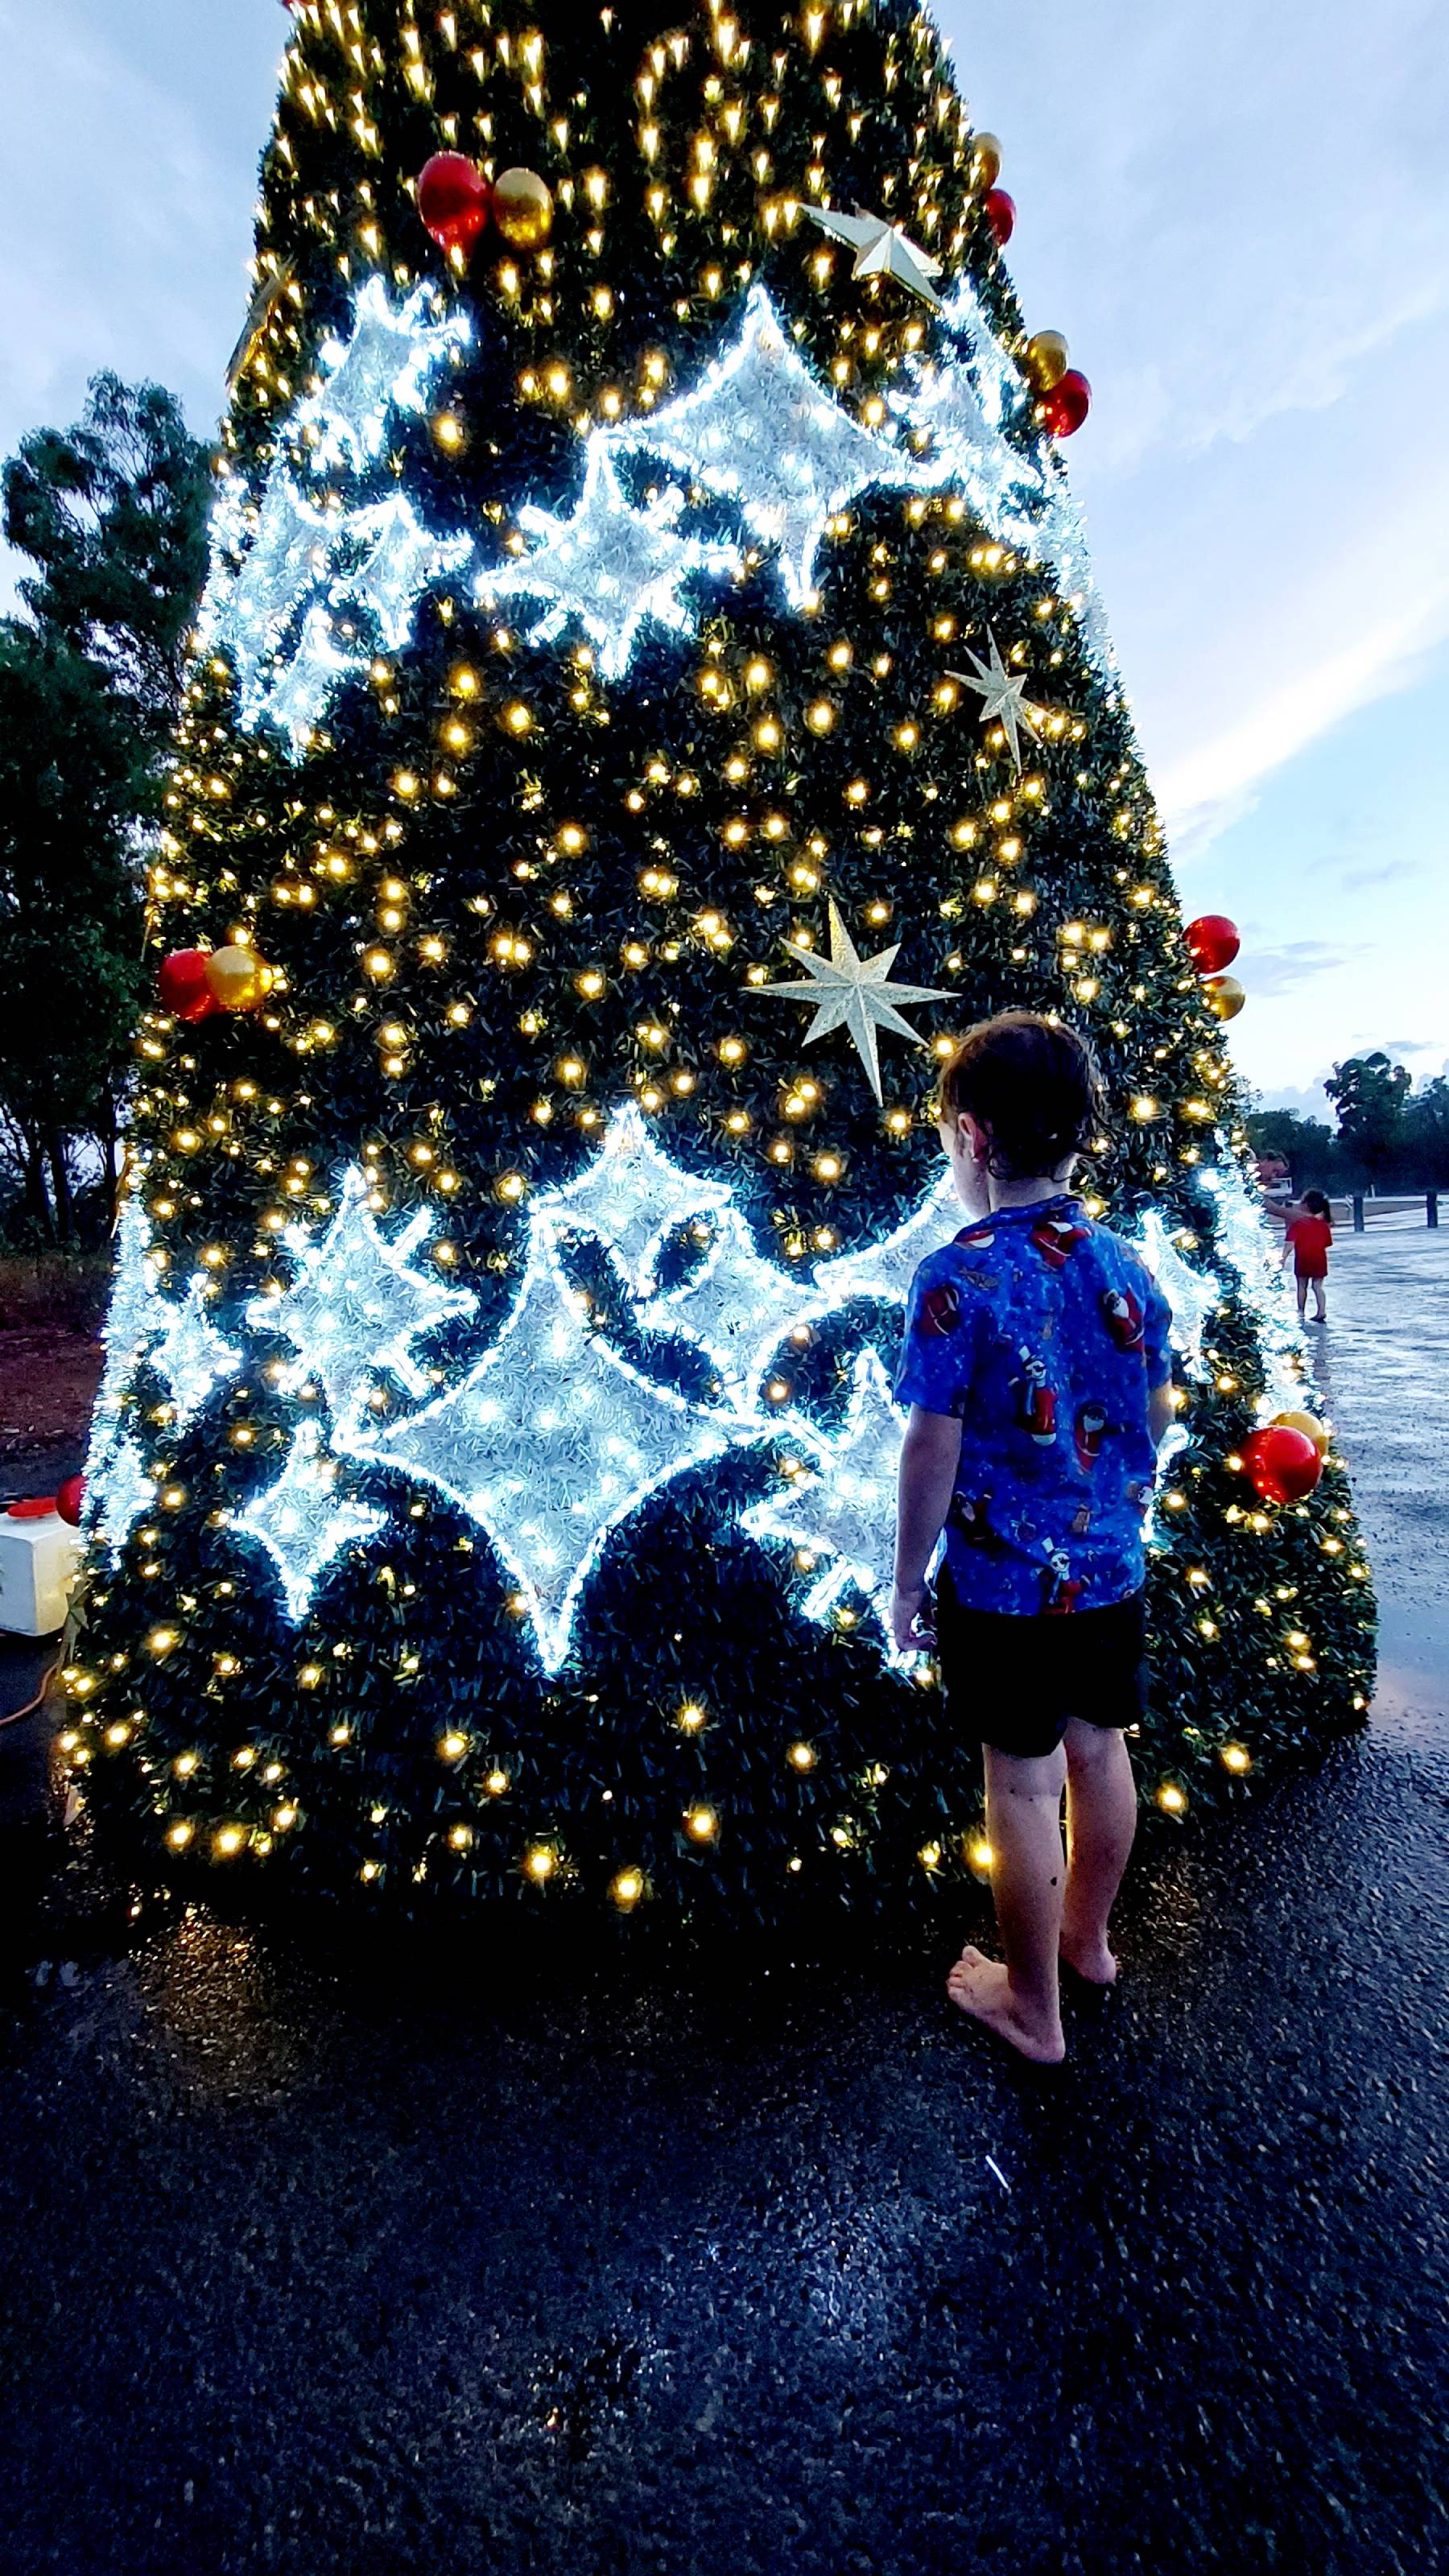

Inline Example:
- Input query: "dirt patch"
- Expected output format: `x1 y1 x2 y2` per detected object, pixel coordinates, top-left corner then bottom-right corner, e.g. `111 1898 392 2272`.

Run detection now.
0 1329 104 1463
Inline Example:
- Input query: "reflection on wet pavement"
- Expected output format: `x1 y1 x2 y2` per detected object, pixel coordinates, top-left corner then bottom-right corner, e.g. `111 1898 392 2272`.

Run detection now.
0 1230 1446 2575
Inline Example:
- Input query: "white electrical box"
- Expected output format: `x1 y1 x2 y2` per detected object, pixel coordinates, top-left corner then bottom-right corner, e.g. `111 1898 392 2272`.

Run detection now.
0 1511 84 1637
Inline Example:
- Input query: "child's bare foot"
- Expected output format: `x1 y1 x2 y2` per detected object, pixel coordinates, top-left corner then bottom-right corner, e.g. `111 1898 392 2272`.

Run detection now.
1059 1932 1118 1988
946 1946 1065 2063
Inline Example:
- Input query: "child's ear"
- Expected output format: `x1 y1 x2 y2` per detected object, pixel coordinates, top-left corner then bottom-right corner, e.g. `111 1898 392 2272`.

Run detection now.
960 1112 990 1166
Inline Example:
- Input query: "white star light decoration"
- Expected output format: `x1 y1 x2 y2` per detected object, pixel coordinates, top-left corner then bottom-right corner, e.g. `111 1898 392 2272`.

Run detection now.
93 1439 157 1563
479 442 737 678
250 1170 475 1438
801 204 943 309
153 1279 241 1430
762 898 951 1102
543 1105 733 1294
745 1353 911 1663
199 280 475 749
642 1208 816 1397
894 275 1115 678
84 1195 165 1484
950 630 1041 772
83 1122 1276 1670
200 265 1119 750
613 282 935 605
298 277 471 469
233 1422 385 1621
1132 1210 1220 1377
347 1220 745 1672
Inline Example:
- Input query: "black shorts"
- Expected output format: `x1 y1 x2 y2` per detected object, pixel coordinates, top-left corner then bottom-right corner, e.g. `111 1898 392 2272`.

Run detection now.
935 1571 1147 1761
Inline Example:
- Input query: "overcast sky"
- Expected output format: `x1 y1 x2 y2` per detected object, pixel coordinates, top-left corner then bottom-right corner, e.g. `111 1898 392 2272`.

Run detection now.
2 0 1446 1113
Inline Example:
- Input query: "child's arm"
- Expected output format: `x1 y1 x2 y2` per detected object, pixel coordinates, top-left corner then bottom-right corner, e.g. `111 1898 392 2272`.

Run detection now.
891 1405 963 1652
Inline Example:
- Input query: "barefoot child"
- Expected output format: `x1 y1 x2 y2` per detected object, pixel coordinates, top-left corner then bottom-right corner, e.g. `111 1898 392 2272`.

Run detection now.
890 1013 1175 2065
1281 1188 1332 1324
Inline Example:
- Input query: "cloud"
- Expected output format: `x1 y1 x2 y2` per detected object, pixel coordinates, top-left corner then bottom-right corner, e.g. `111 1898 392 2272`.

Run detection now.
1154 574 1449 855
1337 857 1424 894
1241 942 1352 998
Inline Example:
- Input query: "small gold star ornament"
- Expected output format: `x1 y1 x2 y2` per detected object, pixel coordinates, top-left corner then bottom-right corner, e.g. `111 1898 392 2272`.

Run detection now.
801 204 945 312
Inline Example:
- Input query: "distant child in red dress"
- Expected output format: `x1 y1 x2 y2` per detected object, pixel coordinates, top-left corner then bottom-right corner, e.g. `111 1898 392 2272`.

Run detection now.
1282 1189 1333 1323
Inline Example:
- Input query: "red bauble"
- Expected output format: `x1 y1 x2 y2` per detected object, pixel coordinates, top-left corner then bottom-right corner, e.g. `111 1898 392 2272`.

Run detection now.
417 153 491 256
56 1475 86 1528
983 188 1016 247
1239 1426 1323 1506
1185 913 1241 976
159 949 219 1023
1038 368 1092 437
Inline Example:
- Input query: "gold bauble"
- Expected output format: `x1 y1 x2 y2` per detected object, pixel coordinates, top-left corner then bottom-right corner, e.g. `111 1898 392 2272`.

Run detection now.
1271 1410 1331 1458
1023 329 1070 392
1203 972 1245 1022
492 167 553 249
204 944 268 1012
971 131 1003 189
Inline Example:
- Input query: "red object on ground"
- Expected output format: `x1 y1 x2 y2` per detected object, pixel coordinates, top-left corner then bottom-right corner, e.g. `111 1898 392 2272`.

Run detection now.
1186 914 1241 976
417 153 492 255
56 1474 86 1528
1039 368 1091 436
983 188 1016 246
159 949 219 1022
6 1496 57 1520
1239 1426 1323 1505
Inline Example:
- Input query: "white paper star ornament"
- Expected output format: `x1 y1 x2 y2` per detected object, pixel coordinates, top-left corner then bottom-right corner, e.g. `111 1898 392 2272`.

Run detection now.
950 630 1041 772
762 901 951 1103
802 204 945 311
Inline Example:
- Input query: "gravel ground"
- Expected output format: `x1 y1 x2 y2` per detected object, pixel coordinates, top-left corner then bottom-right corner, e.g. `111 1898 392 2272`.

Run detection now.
0 1232 1446 2576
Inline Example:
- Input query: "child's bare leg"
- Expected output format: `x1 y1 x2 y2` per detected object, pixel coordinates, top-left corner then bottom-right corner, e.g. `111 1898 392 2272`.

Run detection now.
1295 1278 1308 1319
948 1741 1067 2063
1059 1719 1137 1986
1313 1283 1327 1320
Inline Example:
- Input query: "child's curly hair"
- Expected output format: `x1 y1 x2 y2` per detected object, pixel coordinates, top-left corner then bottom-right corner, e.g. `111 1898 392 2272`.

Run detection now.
935 1011 1106 1182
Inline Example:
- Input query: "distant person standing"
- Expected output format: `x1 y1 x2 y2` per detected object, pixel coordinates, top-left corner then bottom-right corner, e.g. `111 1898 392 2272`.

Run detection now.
1282 1189 1333 1323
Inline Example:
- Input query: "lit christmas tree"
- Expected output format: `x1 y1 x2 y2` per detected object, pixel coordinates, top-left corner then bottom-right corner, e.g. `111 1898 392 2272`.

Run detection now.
63 0 1376 1919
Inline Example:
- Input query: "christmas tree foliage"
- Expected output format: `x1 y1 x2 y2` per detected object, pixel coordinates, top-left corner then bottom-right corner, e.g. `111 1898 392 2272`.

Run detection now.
64 0 1375 1920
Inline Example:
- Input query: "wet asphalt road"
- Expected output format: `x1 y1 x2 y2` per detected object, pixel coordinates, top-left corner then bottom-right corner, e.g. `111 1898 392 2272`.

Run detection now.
1 1231 1447 2576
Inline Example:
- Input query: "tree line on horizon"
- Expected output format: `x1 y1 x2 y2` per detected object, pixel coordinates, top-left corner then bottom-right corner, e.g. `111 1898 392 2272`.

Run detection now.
0 377 1441 1251
1247 1055 1449 1202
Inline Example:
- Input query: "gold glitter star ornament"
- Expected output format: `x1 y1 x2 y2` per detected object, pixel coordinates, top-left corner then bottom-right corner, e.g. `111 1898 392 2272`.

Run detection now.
762 901 952 1103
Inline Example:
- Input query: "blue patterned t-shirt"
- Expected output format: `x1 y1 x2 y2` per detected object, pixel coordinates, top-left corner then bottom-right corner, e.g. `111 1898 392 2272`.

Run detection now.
894 1195 1173 1616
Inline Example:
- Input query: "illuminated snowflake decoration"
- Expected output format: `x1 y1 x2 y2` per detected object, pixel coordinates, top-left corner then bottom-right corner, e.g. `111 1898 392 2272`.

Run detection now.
615 282 938 605
298 277 471 469
250 1170 475 1439
480 440 739 676
217 1111 1294 1678
233 1422 385 1622
152 1279 242 1430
